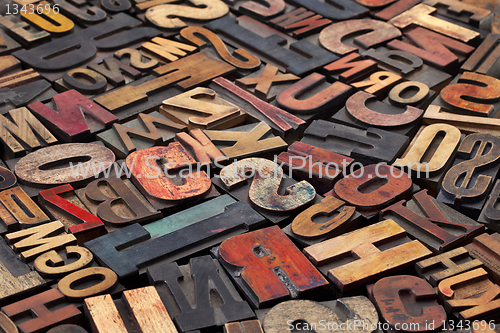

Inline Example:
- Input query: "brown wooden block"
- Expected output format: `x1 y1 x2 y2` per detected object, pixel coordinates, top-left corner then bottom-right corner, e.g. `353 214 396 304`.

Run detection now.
204 122 287 160
180 26 261 70
462 34 500 78
6 221 77 262
205 16 338 76
145 0 228 30
20 1 74 35
465 233 500 285
100 0 131 12
287 0 368 21
416 247 483 287
0 29 21 56
97 111 186 159
276 141 353 195
213 157 319 224
160 87 246 130
438 133 500 219
13 142 115 191
322 52 377 84
141 36 197 63
147 256 254 332
374 0 422 21
0 186 50 233
351 71 403 98
304 219 432 292
54 0 107 26
217 226 329 308
84 286 177 333
0 107 57 159
47 325 88 333
361 46 452 90
261 297 378 333
387 27 474 73
33 245 93 280
479 180 500 232
0 69 41 90
54 68 108 97
301 120 409 164
370 275 446 332
0 80 57 116
209 77 305 137
423 0 493 31
269 7 331 38
0 56 21 77
0 311 20 333
0 161 16 192
439 267 493 302
0 238 45 306
175 129 227 166
382 189 484 253
319 19 401 56
275 73 353 121
0 15 50 48
58 266 117 301
39 185 106 246
1 289 82 333
114 48 159 73
224 0 284 20
225 320 263 333
394 123 462 196
283 196 363 246
329 164 413 219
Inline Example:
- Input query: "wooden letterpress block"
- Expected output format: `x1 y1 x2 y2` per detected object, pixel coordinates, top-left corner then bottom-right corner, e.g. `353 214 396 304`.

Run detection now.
287 0 368 21
20 1 74 35
0 55 21 77
13 13 160 82
329 164 413 219
175 129 227 166
223 0 284 19
84 195 265 278
394 123 462 195
387 27 474 72
416 247 483 286
0 107 57 159
0 15 50 47
0 69 41 90
462 34 500 77
145 0 228 30
465 233 500 285
301 120 409 164
6 221 77 262
160 87 246 130
350 71 403 99
217 226 329 308
283 196 363 246
204 122 287 160
97 111 186 159
269 7 332 39
277 142 353 194
147 256 254 332
53 0 107 26
53 68 105 96
205 16 337 76
0 80 57 116
0 29 21 56
479 180 500 231
225 320 263 333
322 53 377 84
438 133 500 219
375 0 422 21
212 157 319 224
0 186 50 233
39 185 106 245
58 266 118 301
100 0 131 12
0 161 16 191
114 48 160 72
438 268 493 302
0 238 45 306
1 289 82 333
47 325 89 333
180 26 261 71
141 36 197 64
304 220 432 292
369 275 446 332
382 189 484 253
33 245 93 279
84 286 177 333
423 0 493 30
319 19 401 56
260 297 378 333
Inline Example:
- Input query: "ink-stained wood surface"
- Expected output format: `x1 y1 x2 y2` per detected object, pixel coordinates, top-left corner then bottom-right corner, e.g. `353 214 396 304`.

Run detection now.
58 266 118 301
304 220 432 292
0 80 57 116
423 0 493 30
0 186 50 231
0 15 51 48
54 0 107 25
217 226 329 308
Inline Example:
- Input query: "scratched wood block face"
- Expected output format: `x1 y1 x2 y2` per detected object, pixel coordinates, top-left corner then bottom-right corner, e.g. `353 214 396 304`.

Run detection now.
97 111 186 159
0 238 45 306
269 7 332 39
328 164 413 219
217 226 329 308
84 195 265 279
175 129 228 167
382 189 485 253
301 120 409 165
12 13 161 82
465 233 500 286
1 288 82 333
140 36 197 65
437 133 500 219
212 157 320 224
204 122 287 160
423 0 493 31
394 123 463 196
33 245 93 281
322 52 377 84
147 256 254 332
160 87 246 130
0 79 57 116
258 297 378 333
369 275 446 332
277 142 354 195
0 15 51 48
84 286 178 333
304 220 432 292
283 196 364 246
416 247 483 287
